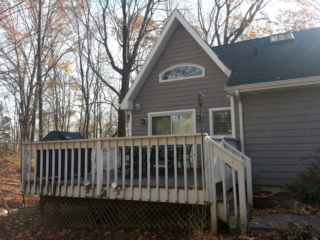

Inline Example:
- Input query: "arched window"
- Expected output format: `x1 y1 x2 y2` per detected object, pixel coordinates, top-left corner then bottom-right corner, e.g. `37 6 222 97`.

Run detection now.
159 64 205 82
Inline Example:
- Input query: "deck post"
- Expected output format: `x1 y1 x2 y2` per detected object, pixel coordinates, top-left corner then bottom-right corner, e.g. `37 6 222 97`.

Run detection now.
207 139 217 235
96 140 102 196
210 203 217 235
244 158 253 204
238 165 247 235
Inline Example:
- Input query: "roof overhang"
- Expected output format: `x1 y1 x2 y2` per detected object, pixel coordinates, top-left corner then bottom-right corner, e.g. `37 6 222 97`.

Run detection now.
225 76 320 94
121 10 231 110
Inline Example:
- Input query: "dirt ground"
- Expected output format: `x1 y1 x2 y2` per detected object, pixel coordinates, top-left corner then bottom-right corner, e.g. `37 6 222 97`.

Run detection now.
1 171 320 239
0 172 229 239
0 171 39 212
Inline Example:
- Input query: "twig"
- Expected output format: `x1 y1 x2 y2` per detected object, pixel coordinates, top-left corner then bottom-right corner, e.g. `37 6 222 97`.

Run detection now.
0 183 12 214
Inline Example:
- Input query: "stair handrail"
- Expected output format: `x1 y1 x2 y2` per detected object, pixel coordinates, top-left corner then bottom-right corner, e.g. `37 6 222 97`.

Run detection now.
218 139 253 205
204 136 248 235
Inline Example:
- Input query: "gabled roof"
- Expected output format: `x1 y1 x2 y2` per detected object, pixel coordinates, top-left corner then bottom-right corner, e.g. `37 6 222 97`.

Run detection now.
212 27 320 90
121 10 231 110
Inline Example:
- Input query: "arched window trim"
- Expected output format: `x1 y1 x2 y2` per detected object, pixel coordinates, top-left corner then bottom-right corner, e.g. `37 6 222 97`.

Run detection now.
159 63 205 83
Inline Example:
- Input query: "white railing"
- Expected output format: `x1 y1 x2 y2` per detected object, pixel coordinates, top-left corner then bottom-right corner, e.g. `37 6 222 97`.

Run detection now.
204 136 252 235
21 134 209 204
20 133 252 234
219 139 253 205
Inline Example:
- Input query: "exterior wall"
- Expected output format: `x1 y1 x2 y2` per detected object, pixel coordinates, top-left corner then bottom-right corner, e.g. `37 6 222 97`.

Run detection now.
242 87 320 186
132 23 230 136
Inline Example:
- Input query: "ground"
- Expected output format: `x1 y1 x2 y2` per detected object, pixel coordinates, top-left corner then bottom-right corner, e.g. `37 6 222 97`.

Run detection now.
252 193 320 216
0 171 39 212
1 171 320 239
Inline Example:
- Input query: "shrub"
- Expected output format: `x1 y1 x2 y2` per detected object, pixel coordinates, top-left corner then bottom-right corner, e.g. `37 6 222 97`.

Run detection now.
260 219 320 240
287 149 320 204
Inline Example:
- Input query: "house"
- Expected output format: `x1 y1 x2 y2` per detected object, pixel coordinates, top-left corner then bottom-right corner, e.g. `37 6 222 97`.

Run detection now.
121 10 320 188
20 10 319 235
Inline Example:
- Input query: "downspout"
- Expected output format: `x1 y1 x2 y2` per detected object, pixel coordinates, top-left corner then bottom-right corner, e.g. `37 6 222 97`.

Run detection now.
230 94 236 139
235 90 245 153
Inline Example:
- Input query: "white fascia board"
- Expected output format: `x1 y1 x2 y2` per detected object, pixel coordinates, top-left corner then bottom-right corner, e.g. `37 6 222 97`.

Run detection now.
121 10 231 110
120 11 179 110
173 11 231 77
225 76 320 93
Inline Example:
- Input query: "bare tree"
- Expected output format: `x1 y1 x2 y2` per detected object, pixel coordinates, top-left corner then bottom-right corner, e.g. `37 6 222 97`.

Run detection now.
298 0 320 11
0 0 27 21
79 0 164 137
0 0 73 141
196 0 272 46
274 0 320 32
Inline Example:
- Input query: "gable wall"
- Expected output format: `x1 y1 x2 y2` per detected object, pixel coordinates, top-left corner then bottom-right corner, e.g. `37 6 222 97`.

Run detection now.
242 87 320 186
131 24 230 136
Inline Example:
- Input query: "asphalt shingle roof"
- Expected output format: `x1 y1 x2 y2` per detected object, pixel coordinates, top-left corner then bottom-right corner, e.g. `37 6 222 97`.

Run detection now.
212 28 320 87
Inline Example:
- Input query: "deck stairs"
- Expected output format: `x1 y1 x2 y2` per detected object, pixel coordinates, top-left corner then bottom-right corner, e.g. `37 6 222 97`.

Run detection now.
216 189 252 231
212 138 253 232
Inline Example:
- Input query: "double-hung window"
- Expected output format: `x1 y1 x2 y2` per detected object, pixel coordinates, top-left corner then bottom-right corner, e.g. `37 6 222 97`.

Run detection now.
149 110 196 136
209 107 234 137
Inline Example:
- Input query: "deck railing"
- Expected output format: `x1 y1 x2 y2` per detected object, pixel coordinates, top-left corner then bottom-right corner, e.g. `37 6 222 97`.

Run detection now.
20 133 251 233
204 136 252 234
21 134 209 204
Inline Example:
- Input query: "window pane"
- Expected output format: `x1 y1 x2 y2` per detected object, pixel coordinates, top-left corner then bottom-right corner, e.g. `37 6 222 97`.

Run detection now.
162 65 203 80
152 116 171 135
213 111 232 135
172 114 192 134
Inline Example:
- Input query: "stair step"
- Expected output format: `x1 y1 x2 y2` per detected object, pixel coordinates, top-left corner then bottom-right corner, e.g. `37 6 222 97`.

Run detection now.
216 192 233 203
216 192 234 222
229 203 252 216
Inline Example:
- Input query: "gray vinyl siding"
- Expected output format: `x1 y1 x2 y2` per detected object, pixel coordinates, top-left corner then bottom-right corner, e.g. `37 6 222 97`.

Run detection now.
132 23 230 136
242 87 320 186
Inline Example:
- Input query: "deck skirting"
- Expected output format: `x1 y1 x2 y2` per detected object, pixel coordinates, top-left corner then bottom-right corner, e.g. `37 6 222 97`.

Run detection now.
40 196 211 229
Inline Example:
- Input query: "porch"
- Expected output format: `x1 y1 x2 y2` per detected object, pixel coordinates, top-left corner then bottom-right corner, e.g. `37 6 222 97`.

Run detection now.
20 134 252 234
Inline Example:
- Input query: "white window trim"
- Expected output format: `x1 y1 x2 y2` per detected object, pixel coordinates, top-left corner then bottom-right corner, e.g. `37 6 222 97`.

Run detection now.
148 109 196 136
209 107 235 138
159 63 205 83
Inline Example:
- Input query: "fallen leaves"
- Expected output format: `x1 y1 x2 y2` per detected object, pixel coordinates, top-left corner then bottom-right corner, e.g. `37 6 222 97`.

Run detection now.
0 171 39 213
1 172 319 240
251 193 320 217
55 229 72 237
266 221 277 227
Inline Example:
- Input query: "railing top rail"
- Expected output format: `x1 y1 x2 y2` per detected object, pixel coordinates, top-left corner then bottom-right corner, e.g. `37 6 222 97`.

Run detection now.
220 139 251 162
205 137 244 168
22 133 207 146
210 136 238 141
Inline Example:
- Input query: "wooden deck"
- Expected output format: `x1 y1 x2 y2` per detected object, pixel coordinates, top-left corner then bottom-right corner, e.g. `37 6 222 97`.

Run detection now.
21 134 253 234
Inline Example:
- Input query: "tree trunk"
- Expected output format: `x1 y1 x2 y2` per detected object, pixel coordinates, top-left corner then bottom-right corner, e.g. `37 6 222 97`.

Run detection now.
37 0 43 140
118 72 130 137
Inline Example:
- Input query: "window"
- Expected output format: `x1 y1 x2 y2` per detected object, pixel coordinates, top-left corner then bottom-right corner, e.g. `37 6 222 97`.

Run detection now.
209 107 233 136
149 110 196 136
159 64 204 82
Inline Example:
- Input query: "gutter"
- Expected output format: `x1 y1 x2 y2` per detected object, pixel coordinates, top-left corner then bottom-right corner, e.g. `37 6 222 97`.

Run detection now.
225 76 320 93
235 90 245 154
